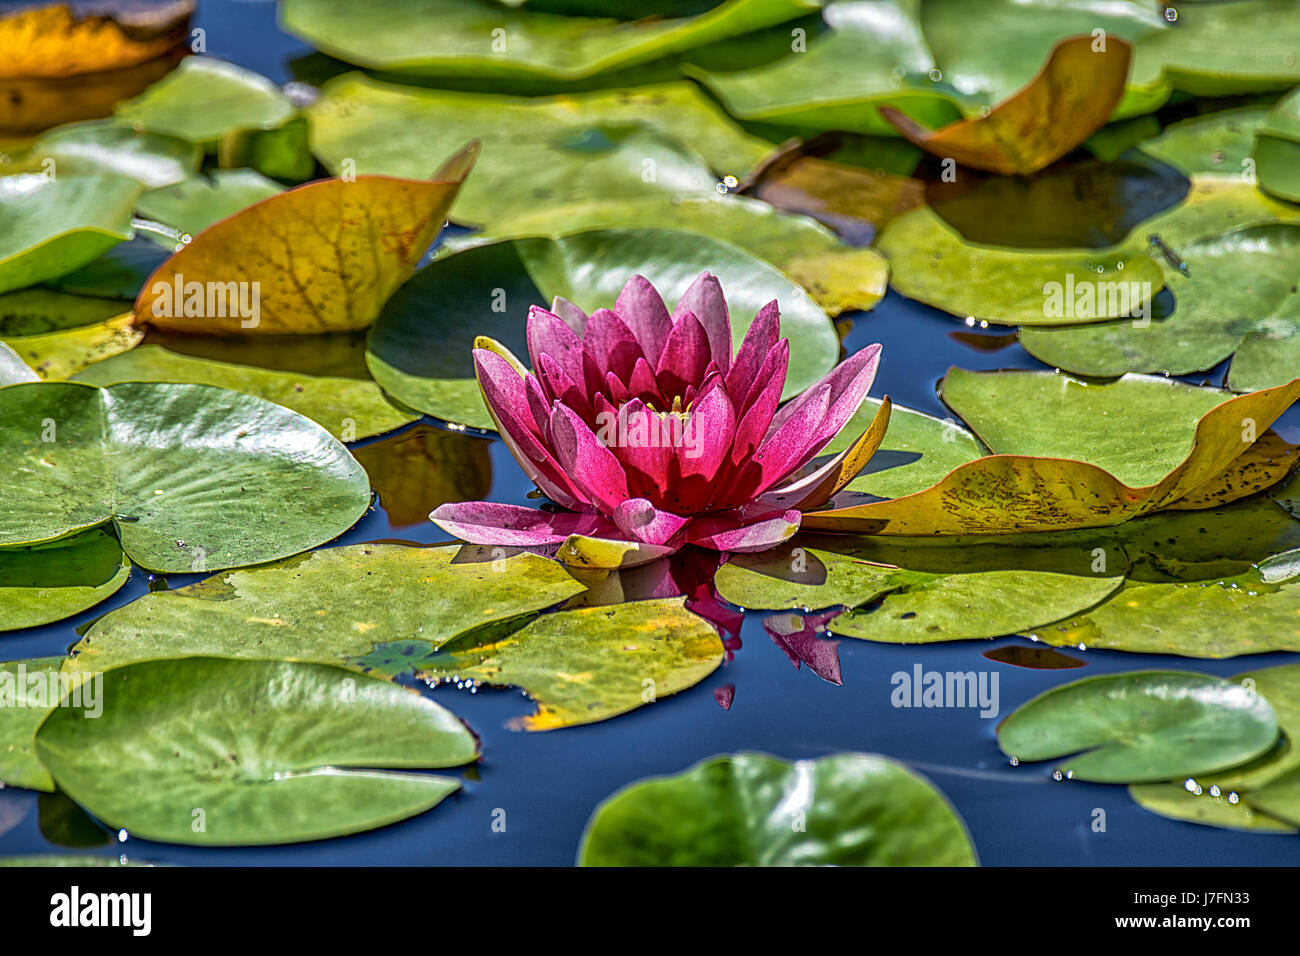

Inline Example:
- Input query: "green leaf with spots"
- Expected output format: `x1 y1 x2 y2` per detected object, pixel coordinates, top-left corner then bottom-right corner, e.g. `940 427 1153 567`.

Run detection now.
0 529 130 632
415 597 724 730
1022 224 1300 392
0 657 64 791
0 381 370 572
0 174 139 294
281 0 819 81
114 57 295 143
64 543 583 677
307 73 771 227
440 194 889 316
0 289 141 380
578 752 976 866
74 339 417 441
997 670 1278 784
35 658 479 846
878 205 1165 327
367 229 839 430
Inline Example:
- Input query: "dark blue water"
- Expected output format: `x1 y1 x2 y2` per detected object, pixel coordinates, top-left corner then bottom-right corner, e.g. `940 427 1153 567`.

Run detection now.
3 0 1299 866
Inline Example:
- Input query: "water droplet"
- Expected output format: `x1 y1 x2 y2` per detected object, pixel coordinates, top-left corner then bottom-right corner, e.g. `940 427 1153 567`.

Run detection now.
928 68 943 82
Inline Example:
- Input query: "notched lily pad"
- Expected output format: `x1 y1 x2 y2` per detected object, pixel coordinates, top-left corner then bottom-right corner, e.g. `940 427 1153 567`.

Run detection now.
416 597 725 730
35 658 479 845
997 670 1278 784
0 529 130 632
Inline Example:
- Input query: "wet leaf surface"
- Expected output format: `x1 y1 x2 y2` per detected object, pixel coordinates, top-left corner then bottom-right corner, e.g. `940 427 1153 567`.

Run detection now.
0 529 130 632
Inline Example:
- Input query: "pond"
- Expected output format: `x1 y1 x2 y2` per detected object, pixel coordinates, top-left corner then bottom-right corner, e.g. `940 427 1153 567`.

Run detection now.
2 0 1300 867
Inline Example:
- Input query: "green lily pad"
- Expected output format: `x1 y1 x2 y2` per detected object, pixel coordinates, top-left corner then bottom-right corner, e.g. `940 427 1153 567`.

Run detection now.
997 670 1278 784
281 0 818 81
0 289 141 380
1255 88 1300 203
940 368 1243 489
0 529 130 632
1022 223 1300 391
135 169 284 244
16 121 200 189
367 228 839 430
416 597 724 730
1137 106 1270 177
46 240 168 300
307 73 771 226
114 57 295 143
687 0 963 136
441 194 889 316
0 341 37 383
39 791 112 849
74 340 417 441
1128 780 1299 833
35 658 479 846
0 657 64 791
0 173 139 294
578 752 977 866
0 381 370 572
878 205 1165 327
0 856 154 867
64 543 584 677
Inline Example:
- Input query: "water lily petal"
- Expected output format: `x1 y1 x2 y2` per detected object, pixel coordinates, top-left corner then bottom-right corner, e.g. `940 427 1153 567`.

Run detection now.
677 376 735 489
686 508 802 553
527 304 586 392
767 344 882 450
584 307 645 384
551 295 587 335
610 398 675 497
738 384 832 499
549 402 632 514
731 339 789 465
724 300 780 402
431 501 600 546
474 348 587 508
655 310 711 401
759 397 893 511
537 352 595 424
612 498 690 546
673 272 731 375
615 274 672 366
626 356 665 408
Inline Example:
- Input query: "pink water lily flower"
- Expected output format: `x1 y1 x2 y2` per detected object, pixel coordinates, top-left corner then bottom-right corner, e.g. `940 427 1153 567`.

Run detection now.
431 272 890 569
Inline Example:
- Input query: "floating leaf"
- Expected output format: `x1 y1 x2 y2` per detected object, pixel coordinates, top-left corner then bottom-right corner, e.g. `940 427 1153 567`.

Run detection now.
114 56 294 143
578 752 977 866
0 657 64 791
0 173 139 294
877 205 1165 327
47 239 168 300
807 370 1300 535
307 74 770 226
0 289 141 380
1138 106 1270 176
36 658 479 845
281 0 818 81
997 671 1278 784
1023 223 1300 391
686 0 962 137
367 228 839 429
15 121 199 188
0 529 130 632
1128 780 1298 833
881 36 1131 175
74 338 417 441
0 381 370 572
135 169 284 241
416 597 724 730
39 791 112 849
1256 88 1300 203
65 544 583 676
352 426 493 526
133 143 476 334
442 194 888 315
